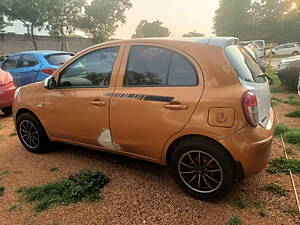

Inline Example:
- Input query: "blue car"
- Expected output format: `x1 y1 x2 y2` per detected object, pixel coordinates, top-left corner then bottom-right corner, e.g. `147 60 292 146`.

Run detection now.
1 51 74 87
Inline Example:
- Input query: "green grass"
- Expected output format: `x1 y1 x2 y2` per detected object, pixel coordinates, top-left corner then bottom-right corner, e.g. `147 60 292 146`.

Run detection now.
0 124 4 130
272 96 300 106
267 67 281 93
283 130 300 145
283 206 300 217
49 167 59 172
285 148 295 155
274 123 290 136
227 216 243 225
0 186 5 196
234 198 247 209
267 158 300 174
285 110 300 118
16 170 109 212
263 183 288 196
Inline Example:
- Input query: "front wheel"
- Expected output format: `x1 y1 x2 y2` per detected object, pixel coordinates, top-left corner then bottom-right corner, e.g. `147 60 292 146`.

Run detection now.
16 112 50 153
170 138 236 200
292 51 299 56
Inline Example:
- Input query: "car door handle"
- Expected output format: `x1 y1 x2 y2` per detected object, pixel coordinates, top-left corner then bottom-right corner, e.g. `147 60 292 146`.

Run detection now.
164 103 188 110
90 99 106 106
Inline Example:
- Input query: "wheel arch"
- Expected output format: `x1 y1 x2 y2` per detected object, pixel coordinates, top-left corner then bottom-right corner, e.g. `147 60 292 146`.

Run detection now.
165 134 244 179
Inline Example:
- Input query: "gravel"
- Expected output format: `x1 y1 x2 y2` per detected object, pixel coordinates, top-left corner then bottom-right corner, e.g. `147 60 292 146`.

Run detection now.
0 100 299 224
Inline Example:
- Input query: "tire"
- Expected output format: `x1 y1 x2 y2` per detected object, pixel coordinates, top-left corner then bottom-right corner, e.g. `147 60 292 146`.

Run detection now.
292 51 299 56
16 112 50 153
169 137 235 201
1 107 12 116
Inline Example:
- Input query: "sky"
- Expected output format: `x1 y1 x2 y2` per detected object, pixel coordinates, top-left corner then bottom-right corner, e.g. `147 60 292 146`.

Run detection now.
5 0 220 39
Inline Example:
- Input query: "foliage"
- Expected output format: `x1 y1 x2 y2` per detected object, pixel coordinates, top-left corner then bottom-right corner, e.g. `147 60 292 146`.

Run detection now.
0 186 5 196
227 216 243 225
49 167 59 172
2 0 49 50
263 183 288 196
182 31 204 37
282 96 300 106
16 170 109 212
274 123 290 136
267 158 300 174
132 20 170 38
77 0 132 42
267 67 281 93
283 130 300 145
285 110 300 118
0 170 9 175
45 0 86 50
214 0 300 42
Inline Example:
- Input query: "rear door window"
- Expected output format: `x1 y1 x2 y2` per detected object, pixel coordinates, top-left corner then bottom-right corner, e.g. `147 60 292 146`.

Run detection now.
45 54 74 66
2 55 21 70
124 45 198 86
225 45 265 83
20 55 39 67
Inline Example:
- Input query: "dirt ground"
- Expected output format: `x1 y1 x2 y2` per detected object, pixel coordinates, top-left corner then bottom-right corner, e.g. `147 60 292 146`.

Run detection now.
0 92 299 225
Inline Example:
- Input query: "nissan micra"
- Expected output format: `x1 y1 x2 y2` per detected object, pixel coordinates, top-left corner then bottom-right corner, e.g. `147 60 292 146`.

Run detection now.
13 37 275 200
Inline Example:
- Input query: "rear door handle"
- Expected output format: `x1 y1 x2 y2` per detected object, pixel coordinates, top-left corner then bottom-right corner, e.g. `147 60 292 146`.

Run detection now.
164 104 188 110
90 99 106 106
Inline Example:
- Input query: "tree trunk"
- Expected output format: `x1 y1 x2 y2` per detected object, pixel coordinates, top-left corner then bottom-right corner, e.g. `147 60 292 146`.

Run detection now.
30 24 38 50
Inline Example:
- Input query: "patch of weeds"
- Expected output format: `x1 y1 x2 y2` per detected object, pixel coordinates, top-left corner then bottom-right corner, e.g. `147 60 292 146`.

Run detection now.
263 183 288 196
0 124 4 130
267 67 281 92
267 158 300 174
251 200 266 217
271 98 279 107
227 216 243 225
16 170 109 212
7 205 17 212
0 170 9 175
48 167 58 172
285 110 300 118
234 198 247 209
285 148 295 155
274 123 290 136
283 130 300 146
0 186 5 196
280 96 300 106
283 206 300 217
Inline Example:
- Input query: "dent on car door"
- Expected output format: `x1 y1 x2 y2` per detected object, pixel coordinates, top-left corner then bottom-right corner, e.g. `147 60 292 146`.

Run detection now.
110 44 203 159
44 45 124 145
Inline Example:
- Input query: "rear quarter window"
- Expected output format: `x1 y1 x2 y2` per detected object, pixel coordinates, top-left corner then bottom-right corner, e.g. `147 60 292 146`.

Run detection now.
225 45 265 83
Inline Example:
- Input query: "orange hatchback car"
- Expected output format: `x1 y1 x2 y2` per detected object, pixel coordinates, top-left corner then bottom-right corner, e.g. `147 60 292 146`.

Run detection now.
13 37 275 200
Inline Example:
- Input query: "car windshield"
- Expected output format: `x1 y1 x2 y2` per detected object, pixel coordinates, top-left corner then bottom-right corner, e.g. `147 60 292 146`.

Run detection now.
45 53 73 66
225 45 265 83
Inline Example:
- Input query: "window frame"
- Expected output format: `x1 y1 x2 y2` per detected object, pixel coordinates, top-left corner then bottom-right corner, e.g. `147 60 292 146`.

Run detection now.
56 46 120 89
2 55 22 70
123 45 199 88
20 54 40 68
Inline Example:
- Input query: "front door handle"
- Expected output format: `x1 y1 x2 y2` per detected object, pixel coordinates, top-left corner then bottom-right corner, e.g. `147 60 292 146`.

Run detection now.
90 99 106 106
164 103 188 110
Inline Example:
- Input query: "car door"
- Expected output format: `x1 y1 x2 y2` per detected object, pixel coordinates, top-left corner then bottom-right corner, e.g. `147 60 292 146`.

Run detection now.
15 54 41 86
44 45 124 146
1 55 22 86
110 44 203 159
276 45 286 55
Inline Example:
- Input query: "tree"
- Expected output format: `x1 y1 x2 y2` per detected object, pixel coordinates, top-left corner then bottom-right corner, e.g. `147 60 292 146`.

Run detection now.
2 0 49 50
46 0 86 51
182 31 204 37
77 0 132 43
213 0 252 39
0 1 10 32
132 20 171 38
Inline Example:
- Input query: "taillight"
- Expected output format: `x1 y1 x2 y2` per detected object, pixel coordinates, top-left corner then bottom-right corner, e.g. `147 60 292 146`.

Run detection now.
242 91 259 126
6 80 16 90
42 68 56 75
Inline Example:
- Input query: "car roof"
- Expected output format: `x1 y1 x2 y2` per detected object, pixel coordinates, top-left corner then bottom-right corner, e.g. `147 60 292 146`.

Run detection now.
95 37 239 49
10 50 72 57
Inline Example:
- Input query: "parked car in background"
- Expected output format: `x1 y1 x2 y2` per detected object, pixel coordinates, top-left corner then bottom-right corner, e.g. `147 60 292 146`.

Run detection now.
13 37 275 200
1 51 74 87
277 55 300 90
266 43 300 56
0 69 16 116
0 55 9 67
242 45 267 72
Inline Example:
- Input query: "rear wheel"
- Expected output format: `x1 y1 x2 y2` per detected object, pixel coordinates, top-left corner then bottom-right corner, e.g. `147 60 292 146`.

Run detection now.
1 107 12 116
16 112 50 153
292 51 299 56
170 137 235 200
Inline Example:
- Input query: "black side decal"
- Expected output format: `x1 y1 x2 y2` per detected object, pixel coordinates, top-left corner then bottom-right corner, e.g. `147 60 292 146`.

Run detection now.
104 93 174 102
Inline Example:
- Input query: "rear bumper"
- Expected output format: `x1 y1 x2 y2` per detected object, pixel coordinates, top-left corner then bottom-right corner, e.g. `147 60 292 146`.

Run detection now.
0 88 15 109
220 108 275 177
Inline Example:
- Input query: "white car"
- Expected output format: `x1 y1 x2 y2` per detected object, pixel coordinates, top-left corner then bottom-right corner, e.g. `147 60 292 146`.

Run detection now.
266 43 300 56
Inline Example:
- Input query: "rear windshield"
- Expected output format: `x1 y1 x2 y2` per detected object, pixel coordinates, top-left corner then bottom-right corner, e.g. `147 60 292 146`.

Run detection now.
45 54 73 66
225 45 265 83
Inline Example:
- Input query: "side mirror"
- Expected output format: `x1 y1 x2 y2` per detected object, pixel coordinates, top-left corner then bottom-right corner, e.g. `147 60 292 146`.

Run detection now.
44 76 56 90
